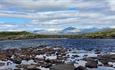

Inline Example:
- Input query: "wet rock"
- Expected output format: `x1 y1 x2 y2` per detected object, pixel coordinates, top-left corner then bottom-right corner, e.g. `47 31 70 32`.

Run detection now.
12 59 22 64
14 69 21 70
100 59 109 65
98 64 103 66
16 64 27 69
98 54 110 65
85 58 98 68
25 64 39 70
42 63 52 68
85 57 97 61
26 68 41 70
0 53 7 60
74 66 87 70
85 61 97 68
95 49 101 54
110 54 115 62
50 64 75 70
27 65 36 68
98 54 115 63
0 62 5 66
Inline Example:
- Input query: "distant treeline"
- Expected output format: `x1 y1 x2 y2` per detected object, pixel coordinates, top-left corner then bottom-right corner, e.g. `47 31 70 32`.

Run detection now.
0 29 115 40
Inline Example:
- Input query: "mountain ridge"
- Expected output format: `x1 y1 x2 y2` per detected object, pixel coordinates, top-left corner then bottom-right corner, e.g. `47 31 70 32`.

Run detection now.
33 27 102 35
0 28 115 40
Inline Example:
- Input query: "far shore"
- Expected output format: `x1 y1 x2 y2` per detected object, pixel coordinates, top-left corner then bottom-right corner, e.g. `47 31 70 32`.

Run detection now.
0 38 69 41
1 38 115 42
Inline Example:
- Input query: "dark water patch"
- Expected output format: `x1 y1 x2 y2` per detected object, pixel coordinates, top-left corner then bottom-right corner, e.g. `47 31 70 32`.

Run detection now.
0 39 115 52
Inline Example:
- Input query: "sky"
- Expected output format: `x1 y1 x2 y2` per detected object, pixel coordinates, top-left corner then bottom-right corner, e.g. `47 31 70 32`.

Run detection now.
0 0 115 31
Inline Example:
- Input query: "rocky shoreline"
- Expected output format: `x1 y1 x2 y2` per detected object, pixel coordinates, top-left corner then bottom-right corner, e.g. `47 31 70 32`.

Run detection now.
0 45 114 70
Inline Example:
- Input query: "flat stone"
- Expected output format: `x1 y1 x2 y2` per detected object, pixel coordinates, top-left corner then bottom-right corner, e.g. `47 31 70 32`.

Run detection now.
50 64 75 70
85 61 98 68
74 66 87 70
0 62 5 66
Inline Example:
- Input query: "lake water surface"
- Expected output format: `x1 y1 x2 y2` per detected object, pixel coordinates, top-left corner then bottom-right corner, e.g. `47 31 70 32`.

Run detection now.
0 39 115 51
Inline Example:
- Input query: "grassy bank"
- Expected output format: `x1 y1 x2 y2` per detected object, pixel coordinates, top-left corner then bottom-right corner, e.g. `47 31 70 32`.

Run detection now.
0 29 115 40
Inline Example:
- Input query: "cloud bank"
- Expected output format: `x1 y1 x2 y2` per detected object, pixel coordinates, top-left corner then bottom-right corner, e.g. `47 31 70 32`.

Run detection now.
0 0 115 31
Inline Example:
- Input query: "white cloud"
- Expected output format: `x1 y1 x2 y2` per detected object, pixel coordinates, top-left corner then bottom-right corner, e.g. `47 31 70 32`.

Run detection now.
0 0 115 31
0 0 74 11
0 10 78 20
107 0 115 11
0 23 14 27
0 0 108 12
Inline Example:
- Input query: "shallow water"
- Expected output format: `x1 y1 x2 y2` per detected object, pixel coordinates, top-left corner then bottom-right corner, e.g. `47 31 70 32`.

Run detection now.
0 39 115 51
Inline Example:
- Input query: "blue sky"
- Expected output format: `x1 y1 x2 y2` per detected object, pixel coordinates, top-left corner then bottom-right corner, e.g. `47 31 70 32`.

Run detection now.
0 17 31 24
0 0 115 31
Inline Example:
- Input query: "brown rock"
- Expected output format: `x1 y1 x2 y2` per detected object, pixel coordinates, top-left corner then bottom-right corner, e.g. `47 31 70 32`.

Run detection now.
25 64 41 70
0 53 7 60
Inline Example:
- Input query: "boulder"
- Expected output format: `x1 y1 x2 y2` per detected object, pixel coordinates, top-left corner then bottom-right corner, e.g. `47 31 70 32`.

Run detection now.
26 68 41 70
74 66 87 70
85 57 98 68
14 69 21 70
21 64 41 70
85 62 97 68
100 59 109 65
98 54 110 65
12 59 22 64
98 54 115 63
110 54 115 62
16 64 27 69
0 62 5 66
26 65 37 69
50 64 75 70
43 63 52 68
0 53 7 60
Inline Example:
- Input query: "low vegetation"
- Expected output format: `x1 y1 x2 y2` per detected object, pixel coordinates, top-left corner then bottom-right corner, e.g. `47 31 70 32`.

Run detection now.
0 29 115 40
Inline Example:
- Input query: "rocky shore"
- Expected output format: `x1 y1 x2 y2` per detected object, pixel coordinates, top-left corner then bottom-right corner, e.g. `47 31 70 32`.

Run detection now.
0 45 114 70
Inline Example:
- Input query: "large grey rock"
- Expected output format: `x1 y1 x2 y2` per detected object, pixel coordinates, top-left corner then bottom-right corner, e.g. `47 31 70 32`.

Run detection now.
98 54 115 66
0 62 5 66
85 61 97 68
85 58 98 68
74 66 87 70
84 57 98 68
50 64 75 70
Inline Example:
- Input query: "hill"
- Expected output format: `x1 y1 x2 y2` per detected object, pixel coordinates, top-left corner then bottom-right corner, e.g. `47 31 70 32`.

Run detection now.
0 28 115 40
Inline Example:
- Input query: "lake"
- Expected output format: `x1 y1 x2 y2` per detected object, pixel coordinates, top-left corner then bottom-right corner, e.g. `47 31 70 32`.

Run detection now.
0 39 115 51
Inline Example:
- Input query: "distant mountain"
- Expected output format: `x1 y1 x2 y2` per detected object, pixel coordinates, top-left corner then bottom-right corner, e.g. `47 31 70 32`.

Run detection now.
62 27 77 31
60 27 80 34
33 30 60 35
81 27 101 33
0 28 115 40
32 27 80 35
100 28 114 32
33 30 44 33
60 27 101 34
32 27 111 35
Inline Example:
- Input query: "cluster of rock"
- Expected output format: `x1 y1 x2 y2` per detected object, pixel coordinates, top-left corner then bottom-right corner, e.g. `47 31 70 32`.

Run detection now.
0 45 67 70
0 45 114 70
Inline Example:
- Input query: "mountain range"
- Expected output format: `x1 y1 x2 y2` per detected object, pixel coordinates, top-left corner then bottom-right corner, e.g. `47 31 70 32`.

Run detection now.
32 27 103 35
0 27 115 40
